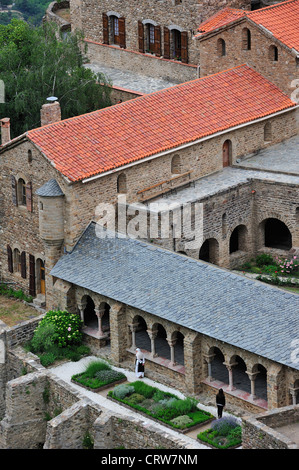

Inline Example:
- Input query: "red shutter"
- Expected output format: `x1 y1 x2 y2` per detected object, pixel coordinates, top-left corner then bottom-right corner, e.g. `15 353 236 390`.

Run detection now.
119 17 126 48
138 21 144 53
163 27 170 59
103 13 109 44
11 175 18 206
21 251 26 279
29 254 36 297
181 31 188 63
154 26 161 57
7 245 13 273
26 181 33 212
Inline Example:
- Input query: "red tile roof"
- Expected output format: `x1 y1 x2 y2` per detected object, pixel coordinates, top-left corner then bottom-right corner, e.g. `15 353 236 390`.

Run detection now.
27 65 296 182
196 0 299 51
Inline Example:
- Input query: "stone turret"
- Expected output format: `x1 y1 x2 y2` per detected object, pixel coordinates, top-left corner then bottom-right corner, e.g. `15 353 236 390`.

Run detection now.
36 179 65 246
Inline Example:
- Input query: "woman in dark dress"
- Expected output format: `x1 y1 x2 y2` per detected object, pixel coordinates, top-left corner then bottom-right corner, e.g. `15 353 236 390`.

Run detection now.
216 388 225 419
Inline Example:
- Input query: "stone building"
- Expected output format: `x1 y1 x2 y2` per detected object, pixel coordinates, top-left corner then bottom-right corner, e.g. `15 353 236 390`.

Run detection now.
0 59 299 415
195 0 299 97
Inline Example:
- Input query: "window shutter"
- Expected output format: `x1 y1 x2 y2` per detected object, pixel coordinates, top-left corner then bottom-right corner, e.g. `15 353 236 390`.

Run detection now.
163 27 170 59
119 17 126 48
29 254 36 297
154 26 161 57
21 251 26 279
103 13 109 44
138 21 144 53
26 181 33 212
7 245 13 273
181 31 188 63
11 175 18 206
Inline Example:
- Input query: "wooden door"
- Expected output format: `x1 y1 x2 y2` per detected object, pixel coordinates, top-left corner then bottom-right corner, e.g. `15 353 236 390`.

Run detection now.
29 254 36 297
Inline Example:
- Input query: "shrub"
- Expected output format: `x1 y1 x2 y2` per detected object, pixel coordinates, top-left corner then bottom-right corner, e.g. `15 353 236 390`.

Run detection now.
35 310 83 348
256 253 274 267
170 415 193 427
211 416 239 436
31 322 58 353
40 351 56 367
126 393 145 405
94 369 125 383
113 384 134 400
84 360 110 378
133 381 157 399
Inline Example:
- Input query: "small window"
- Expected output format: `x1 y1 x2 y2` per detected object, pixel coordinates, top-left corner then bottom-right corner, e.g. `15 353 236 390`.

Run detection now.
242 28 251 50
217 38 226 57
13 248 21 273
28 149 32 163
264 122 272 141
17 178 26 206
117 173 127 193
171 154 182 174
269 45 278 61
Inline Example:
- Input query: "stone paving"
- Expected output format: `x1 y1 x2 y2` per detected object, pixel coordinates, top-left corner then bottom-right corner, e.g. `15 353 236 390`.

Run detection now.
85 63 179 94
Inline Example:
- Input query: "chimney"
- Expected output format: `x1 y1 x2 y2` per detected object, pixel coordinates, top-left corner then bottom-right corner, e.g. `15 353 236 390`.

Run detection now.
0 118 11 145
40 97 61 127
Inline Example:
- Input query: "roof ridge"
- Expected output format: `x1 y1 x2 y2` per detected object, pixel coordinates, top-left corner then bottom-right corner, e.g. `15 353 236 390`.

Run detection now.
248 0 298 16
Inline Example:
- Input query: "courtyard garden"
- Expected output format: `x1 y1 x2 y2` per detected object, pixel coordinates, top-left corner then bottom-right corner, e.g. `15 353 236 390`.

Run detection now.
108 381 214 431
197 416 242 449
24 309 90 366
71 360 126 391
237 253 299 292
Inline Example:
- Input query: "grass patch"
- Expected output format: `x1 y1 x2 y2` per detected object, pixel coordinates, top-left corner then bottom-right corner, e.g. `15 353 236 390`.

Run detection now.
108 381 213 430
197 416 242 449
0 294 39 326
72 360 126 390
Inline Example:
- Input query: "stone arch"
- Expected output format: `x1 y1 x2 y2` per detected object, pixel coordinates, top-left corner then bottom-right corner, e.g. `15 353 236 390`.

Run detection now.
259 217 292 250
82 295 97 329
99 301 111 337
209 346 229 384
170 330 184 365
17 177 26 206
242 27 251 50
229 224 248 254
153 322 170 360
222 139 232 166
252 363 268 401
133 314 151 352
199 238 219 264
230 354 251 394
171 154 182 174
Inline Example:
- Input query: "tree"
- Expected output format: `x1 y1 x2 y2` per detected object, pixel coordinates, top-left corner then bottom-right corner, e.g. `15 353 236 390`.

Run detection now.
0 20 112 138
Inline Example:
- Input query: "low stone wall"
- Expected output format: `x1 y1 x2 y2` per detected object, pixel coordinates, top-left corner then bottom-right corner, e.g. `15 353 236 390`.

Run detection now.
85 40 198 83
242 405 299 449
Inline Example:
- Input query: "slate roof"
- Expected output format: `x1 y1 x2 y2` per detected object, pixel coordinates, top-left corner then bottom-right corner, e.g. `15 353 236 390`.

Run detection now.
27 65 296 182
196 0 299 52
50 222 299 371
35 179 64 197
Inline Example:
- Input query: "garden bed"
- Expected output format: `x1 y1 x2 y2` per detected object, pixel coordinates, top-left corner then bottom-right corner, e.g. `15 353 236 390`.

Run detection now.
107 381 214 433
71 360 127 392
197 416 242 449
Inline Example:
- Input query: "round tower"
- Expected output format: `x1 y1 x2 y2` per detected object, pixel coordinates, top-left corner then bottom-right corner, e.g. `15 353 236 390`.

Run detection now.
36 179 65 245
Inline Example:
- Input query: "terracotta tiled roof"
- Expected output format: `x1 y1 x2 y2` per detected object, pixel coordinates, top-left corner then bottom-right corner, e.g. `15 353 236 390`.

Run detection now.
196 0 299 51
27 65 296 182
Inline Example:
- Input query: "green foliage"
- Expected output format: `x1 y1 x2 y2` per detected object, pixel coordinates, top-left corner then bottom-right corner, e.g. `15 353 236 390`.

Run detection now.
82 432 94 450
198 417 242 449
0 283 33 303
170 415 193 427
31 322 58 353
36 309 83 347
72 360 126 389
83 360 111 378
13 0 52 26
40 351 56 367
0 19 112 139
255 253 274 267
126 393 145 405
113 384 135 400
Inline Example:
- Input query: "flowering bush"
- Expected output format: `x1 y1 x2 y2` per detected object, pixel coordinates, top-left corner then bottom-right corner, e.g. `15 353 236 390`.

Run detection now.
35 310 83 348
275 255 298 275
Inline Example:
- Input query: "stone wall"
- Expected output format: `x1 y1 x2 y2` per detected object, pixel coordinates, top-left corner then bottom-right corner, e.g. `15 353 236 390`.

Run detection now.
198 19 299 97
242 405 299 449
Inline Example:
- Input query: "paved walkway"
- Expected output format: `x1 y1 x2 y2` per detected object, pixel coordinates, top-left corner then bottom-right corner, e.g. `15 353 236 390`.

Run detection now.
85 63 179 94
49 354 242 449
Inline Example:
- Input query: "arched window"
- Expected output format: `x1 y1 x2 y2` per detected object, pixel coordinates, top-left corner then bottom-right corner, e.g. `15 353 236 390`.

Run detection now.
264 122 272 141
110 15 120 45
199 238 219 264
222 139 232 167
28 149 32 163
229 225 247 253
171 154 181 174
217 38 226 57
172 29 181 60
17 178 26 205
117 173 127 193
146 23 155 53
242 28 251 50
269 45 278 62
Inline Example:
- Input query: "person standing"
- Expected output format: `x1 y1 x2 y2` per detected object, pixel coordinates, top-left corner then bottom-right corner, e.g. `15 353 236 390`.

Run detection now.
135 348 145 378
216 388 225 419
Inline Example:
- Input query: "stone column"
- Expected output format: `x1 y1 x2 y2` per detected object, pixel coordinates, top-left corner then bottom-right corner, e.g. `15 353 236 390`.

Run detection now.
129 322 139 350
246 371 259 400
289 387 299 405
225 362 237 391
147 328 158 358
78 299 87 325
94 307 105 337
203 353 215 382
167 339 176 366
